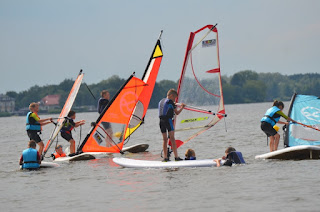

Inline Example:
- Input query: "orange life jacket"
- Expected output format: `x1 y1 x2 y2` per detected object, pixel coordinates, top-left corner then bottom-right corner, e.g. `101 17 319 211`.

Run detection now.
53 152 66 158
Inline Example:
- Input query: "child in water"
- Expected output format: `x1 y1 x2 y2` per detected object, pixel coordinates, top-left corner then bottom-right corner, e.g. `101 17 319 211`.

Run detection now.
214 147 245 167
185 149 196 160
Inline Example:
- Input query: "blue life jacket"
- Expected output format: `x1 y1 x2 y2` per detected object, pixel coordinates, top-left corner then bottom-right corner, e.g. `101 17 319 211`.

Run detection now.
185 156 196 160
260 106 281 126
26 112 41 131
158 98 175 119
21 148 40 169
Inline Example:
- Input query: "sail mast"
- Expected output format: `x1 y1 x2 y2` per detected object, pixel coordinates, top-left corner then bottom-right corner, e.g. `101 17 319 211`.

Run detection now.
43 70 84 157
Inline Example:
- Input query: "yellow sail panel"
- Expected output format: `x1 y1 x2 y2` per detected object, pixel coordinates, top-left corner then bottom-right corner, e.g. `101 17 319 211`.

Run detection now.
153 45 163 58
124 122 141 139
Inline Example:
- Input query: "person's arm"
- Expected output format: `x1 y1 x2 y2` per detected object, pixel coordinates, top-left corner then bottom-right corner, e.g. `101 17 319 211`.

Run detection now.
19 155 23 165
31 113 53 126
37 152 41 164
174 103 185 115
75 120 85 127
214 159 222 167
276 111 296 124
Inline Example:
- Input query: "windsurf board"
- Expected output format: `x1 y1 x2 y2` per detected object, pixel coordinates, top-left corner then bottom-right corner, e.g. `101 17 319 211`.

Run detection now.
123 143 149 153
54 152 95 162
255 145 320 160
113 157 224 168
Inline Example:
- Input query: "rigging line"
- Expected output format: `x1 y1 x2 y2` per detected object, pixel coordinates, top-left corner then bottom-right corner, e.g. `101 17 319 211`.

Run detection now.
84 82 97 100
77 125 82 150
294 122 320 132
224 116 227 132
176 103 227 117
97 125 124 154
190 24 217 52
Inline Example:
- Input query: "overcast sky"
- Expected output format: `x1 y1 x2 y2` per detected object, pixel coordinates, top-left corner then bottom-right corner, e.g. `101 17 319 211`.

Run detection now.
1 0 320 94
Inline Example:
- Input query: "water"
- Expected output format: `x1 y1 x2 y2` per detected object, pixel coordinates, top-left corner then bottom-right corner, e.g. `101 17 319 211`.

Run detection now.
1 102 320 212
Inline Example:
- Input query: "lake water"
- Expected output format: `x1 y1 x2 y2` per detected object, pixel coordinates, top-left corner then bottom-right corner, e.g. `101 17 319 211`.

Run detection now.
1 102 319 212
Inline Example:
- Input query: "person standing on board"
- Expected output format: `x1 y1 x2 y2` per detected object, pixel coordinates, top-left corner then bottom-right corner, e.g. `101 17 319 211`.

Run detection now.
159 89 185 162
19 140 41 170
214 147 246 167
97 90 110 114
97 90 113 147
26 102 53 156
260 100 296 152
60 110 85 156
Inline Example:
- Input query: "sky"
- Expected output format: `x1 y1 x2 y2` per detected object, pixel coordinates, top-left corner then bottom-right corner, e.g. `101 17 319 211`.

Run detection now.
1 0 320 94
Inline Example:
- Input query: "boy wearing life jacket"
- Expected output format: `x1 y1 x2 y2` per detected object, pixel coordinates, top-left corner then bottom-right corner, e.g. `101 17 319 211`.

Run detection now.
158 89 185 162
52 145 66 159
26 102 53 156
60 110 85 155
214 147 246 167
19 140 41 170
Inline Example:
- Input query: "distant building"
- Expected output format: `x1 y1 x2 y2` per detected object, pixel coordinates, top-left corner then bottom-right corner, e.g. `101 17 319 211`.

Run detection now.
0 94 15 113
40 95 61 111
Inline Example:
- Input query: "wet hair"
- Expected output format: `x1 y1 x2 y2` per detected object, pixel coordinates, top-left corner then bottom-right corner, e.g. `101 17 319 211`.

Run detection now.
29 102 39 110
273 100 284 109
55 145 63 149
185 149 196 159
67 110 76 117
28 140 37 148
100 90 109 97
225 147 236 154
167 89 178 97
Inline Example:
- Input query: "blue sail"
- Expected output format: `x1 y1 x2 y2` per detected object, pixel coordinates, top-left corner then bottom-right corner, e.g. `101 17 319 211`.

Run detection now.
285 94 320 147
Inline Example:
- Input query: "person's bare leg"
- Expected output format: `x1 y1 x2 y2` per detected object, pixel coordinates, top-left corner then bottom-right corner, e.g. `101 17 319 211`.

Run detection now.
269 136 275 152
168 131 178 158
106 128 113 147
70 139 75 154
274 133 280 151
38 141 44 155
162 133 168 159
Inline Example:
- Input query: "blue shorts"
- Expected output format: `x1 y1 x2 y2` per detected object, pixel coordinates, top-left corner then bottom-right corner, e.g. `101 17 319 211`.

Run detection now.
159 118 174 133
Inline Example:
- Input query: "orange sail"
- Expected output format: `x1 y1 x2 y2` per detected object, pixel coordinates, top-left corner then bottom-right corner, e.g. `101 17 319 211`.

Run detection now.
124 31 163 139
78 32 164 153
43 70 84 157
78 75 146 153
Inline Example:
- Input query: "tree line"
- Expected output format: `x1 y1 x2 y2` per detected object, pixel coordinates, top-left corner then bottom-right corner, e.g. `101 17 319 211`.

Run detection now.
4 71 320 113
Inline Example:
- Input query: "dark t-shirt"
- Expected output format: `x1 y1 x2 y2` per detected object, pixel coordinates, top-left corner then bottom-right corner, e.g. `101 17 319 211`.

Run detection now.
98 98 109 114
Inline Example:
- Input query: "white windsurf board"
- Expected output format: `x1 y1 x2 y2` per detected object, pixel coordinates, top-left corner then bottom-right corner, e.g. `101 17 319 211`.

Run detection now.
40 161 60 168
113 157 223 168
54 152 95 162
255 145 320 160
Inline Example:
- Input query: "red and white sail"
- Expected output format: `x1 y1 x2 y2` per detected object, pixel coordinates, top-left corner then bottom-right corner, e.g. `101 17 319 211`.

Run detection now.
43 70 84 157
173 24 226 147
